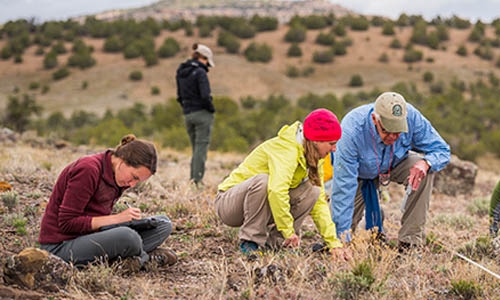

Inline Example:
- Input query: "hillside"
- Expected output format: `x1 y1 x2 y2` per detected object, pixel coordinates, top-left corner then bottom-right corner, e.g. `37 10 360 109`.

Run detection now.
1 136 500 299
0 0 499 117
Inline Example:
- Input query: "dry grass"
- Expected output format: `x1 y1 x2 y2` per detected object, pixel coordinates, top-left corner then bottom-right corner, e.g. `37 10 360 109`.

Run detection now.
1 137 500 299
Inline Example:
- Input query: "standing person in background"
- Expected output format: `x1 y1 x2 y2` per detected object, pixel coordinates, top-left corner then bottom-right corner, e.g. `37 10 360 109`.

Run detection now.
38 134 177 270
176 43 216 186
215 109 351 260
489 180 500 236
331 92 450 250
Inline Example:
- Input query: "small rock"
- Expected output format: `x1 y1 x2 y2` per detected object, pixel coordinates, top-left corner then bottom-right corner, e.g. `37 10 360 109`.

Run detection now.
3 247 72 292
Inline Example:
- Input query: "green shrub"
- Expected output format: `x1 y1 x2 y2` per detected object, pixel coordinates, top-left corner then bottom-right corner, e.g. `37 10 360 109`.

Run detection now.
423 71 434 82
157 37 180 58
382 21 395 35
390 38 402 49
466 197 489 216
81 81 88 89
332 23 346 36
287 43 302 57
28 82 40 90
284 25 306 43
350 16 370 31
103 36 123 53
52 67 70 80
349 74 364 87
403 48 423 63
302 66 315 77
143 51 158 67
315 32 335 46
456 45 467 56
473 45 494 60
285 65 300 78
250 15 278 32
129 71 143 81
243 42 272 63
312 50 333 64
43 51 58 69
151 86 160 95
51 41 67 54
123 43 142 59
198 24 212 37
429 81 444 94
333 43 347 55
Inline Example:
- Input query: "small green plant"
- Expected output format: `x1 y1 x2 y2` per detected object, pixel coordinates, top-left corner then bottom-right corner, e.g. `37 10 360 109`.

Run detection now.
52 67 70 80
335 260 376 299
450 279 482 299
129 71 143 81
29 81 40 90
13 217 27 235
2 191 19 212
151 86 160 95
349 74 364 87
423 71 434 83
81 80 88 89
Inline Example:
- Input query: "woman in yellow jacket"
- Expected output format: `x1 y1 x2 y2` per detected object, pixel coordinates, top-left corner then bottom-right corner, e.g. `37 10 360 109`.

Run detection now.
215 109 350 259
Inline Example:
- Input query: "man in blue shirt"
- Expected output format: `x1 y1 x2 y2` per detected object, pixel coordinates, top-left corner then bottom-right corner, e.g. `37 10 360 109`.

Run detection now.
331 92 450 249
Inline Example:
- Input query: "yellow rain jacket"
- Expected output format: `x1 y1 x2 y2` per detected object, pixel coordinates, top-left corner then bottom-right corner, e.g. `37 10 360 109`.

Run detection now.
218 121 342 249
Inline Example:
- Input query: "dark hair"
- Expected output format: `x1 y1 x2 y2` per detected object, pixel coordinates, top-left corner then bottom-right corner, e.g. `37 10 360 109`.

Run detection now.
112 134 157 174
191 43 206 60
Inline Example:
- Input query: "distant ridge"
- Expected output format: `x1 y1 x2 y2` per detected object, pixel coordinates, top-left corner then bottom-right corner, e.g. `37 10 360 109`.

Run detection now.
89 0 353 23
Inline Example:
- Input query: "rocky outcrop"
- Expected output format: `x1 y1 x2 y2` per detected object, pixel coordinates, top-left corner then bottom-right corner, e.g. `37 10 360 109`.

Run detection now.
433 155 478 196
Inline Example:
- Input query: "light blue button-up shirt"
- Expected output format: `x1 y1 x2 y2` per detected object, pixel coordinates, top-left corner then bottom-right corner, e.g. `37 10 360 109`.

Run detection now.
331 102 451 240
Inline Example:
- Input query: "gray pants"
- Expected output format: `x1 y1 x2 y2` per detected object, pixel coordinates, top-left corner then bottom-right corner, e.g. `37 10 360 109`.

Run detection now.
351 153 434 245
40 215 172 266
184 110 214 184
215 174 319 247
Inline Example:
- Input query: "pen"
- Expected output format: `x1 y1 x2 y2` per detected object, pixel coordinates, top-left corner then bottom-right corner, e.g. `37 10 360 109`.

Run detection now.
401 184 412 213
123 200 132 208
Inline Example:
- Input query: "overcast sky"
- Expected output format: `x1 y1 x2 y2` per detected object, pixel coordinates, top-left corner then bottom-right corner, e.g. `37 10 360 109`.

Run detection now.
0 0 158 24
333 0 500 23
0 0 499 24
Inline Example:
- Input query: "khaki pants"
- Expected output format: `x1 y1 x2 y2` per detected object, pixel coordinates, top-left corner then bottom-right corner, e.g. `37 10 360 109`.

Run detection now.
351 152 434 245
215 174 319 247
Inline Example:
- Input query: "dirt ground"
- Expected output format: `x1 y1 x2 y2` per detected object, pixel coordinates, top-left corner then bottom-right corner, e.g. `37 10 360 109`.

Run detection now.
1 136 500 299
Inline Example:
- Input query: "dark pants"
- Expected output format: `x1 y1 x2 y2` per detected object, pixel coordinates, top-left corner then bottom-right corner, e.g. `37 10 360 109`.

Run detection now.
40 215 172 266
184 110 214 184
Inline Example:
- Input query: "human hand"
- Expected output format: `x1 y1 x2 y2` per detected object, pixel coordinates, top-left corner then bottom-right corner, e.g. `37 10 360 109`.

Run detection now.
283 234 300 248
330 247 352 261
408 160 430 191
119 207 141 221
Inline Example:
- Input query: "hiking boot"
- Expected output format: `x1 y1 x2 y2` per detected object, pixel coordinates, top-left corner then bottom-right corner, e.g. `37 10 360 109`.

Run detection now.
239 240 259 254
148 248 178 267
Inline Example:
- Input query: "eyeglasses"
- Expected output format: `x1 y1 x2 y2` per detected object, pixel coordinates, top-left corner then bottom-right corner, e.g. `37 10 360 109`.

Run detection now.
377 119 400 136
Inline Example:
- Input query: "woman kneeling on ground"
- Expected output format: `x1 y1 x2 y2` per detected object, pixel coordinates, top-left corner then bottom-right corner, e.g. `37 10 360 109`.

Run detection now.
38 134 177 269
215 109 351 260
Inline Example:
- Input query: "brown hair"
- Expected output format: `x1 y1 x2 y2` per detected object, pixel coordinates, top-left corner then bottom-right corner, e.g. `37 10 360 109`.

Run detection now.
112 134 157 174
303 139 322 186
191 43 206 60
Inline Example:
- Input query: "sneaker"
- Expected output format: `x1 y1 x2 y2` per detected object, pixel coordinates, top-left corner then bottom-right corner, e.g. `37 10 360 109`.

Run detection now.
148 248 178 267
239 240 259 254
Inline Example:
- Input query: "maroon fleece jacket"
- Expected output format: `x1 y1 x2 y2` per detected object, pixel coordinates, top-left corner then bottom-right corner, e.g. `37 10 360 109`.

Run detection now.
38 151 125 244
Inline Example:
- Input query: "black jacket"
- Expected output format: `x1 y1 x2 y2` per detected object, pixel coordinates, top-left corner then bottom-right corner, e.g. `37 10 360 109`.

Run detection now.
176 59 215 114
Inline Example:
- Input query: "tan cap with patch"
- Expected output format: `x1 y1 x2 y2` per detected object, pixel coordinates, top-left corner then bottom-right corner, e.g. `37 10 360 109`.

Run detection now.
374 92 408 133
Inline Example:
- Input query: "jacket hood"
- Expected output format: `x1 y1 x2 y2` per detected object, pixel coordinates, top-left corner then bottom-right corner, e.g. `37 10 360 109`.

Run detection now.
277 121 302 145
177 59 208 78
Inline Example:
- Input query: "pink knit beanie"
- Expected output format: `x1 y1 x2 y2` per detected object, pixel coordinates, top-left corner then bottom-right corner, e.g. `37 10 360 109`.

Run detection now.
303 108 342 141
